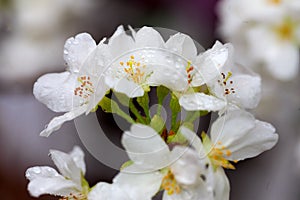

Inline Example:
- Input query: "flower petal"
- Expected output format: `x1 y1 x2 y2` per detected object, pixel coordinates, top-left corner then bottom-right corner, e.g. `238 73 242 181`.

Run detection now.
114 78 144 98
27 176 78 197
179 93 226 112
40 105 87 137
165 33 197 62
33 72 78 112
134 26 165 48
69 146 86 175
213 168 230 200
25 166 60 181
88 182 131 200
113 165 163 200
170 146 202 186
109 25 135 58
210 110 255 148
122 124 171 171
49 148 82 189
226 120 278 161
64 33 97 73
225 74 261 109
192 41 230 86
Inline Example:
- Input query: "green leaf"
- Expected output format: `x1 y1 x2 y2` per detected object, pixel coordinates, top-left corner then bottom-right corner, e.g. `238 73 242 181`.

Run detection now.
170 94 181 131
150 115 165 133
114 92 130 107
157 86 169 105
137 93 151 123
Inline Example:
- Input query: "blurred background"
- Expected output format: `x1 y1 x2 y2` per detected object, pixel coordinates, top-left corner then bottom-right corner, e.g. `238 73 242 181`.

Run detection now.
0 0 299 199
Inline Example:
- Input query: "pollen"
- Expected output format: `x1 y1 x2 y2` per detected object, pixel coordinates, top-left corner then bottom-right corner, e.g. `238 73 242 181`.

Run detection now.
275 20 294 41
186 61 194 84
161 170 181 196
122 55 146 84
208 144 235 170
218 71 235 96
59 193 87 200
74 76 94 100
268 0 281 5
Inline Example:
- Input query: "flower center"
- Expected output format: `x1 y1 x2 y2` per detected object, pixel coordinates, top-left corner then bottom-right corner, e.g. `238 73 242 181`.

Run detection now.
121 55 146 84
74 76 94 100
217 72 235 96
186 61 194 84
161 170 181 195
275 20 295 41
208 141 236 170
268 0 281 5
59 193 87 200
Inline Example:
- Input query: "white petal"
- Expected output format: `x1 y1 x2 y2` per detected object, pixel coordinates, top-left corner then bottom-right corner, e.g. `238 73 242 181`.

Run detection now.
122 124 171 171
178 126 207 158
113 165 163 200
109 25 135 58
192 41 230 86
134 26 165 48
88 182 131 200
210 110 255 148
69 146 86 175
25 166 60 181
114 78 144 98
226 74 261 109
33 72 78 112
27 176 78 197
64 33 97 73
165 33 197 61
170 146 202 185
227 120 278 161
49 149 82 188
179 93 226 111
40 105 87 137
213 168 230 200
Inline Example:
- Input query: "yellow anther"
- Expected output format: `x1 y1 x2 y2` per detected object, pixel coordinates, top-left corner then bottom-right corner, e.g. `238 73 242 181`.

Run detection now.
275 20 294 40
268 0 281 5
162 170 181 196
208 143 235 170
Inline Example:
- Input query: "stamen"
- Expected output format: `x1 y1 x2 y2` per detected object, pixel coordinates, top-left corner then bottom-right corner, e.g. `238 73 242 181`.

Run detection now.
186 61 194 84
74 76 94 100
208 144 235 170
122 55 146 84
161 170 181 196
217 71 235 96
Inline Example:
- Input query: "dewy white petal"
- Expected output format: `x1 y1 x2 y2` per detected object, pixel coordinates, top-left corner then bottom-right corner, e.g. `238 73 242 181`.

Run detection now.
25 166 60 181
40 105 87 137
165 33 197 62
227 120 278 161
33 72 78 112
210 110 255 148
134 26 165 48
179 93 227 112
64 33 97 73
225 74 261 109
109 25 135 58
49 149 82 189
27 176 78 198
192 41 230 86
122 124 170 171
113 165 163 200
69 146 86 175
88 182 131 200
114 78 144 98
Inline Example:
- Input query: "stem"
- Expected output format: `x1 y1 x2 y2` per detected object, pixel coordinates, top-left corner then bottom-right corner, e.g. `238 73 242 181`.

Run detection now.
129 99 146 124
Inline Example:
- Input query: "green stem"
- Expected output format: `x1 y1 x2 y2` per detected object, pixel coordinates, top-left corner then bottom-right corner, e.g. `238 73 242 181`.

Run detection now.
129 99 146 124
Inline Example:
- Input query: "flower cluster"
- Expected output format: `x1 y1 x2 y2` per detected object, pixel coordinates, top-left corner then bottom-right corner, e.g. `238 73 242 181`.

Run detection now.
217 0 300 81
26 25 278 200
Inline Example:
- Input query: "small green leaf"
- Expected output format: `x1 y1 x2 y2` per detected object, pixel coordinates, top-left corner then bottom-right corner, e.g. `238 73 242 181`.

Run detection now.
137 93 151 123
114 92 130 107
150 115 165 133
170 94 181 131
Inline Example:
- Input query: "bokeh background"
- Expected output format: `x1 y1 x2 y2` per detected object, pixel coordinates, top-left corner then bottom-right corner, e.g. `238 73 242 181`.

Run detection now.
0 0 299 199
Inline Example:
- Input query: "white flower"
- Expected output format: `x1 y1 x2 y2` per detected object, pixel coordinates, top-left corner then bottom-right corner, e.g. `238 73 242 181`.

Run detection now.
218 0 300 80
33 33 110 137
25 146 89 199
177 41 261 112
180 109 278 170
103 26 189 98
120 124 214 200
